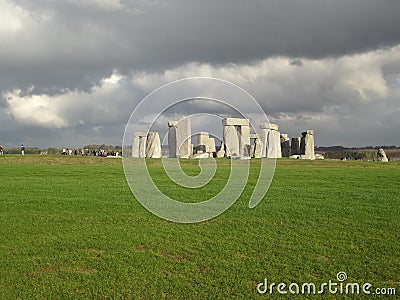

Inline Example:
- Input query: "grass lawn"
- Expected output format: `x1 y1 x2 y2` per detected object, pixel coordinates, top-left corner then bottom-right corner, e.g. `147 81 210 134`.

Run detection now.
0 155 399 299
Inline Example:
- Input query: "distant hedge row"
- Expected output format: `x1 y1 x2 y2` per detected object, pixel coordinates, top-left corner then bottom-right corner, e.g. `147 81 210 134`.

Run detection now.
2 145 122 155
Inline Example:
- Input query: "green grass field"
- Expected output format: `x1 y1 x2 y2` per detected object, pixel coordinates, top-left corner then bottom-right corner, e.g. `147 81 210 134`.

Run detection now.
0 156 399 299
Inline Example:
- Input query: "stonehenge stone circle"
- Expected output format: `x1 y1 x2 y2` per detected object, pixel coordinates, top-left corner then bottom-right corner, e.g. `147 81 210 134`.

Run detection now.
147 116 318 160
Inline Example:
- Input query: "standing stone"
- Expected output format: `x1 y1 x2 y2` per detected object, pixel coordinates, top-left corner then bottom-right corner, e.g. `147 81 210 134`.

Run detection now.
168 122 177 158
222 118 250 158
223 125 240 157
300 130 315 160
250 133 262 158
267 130 282 158
291 137 301 155
253 138 263 158
132 133 140 157
146 132 161 158
377 148 389 162
132 132 147 158
207 137 216 154
168 117 191 158
280 133 290 158
197 132 209 148
260 123 282 158
238 125 251 157
197 132 216 154
216 142 225 157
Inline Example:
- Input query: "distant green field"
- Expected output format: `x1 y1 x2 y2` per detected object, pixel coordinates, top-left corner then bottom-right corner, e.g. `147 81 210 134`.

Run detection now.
0 155 399 299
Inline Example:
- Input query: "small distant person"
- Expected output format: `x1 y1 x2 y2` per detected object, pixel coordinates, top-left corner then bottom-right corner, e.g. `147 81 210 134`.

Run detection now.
0 144 3 155
21 144 25 155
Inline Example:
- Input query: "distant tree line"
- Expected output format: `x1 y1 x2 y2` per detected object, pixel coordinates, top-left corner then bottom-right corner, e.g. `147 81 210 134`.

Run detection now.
323 150 369 160
317 146 400 160
315 145 399 152
2 145 122 155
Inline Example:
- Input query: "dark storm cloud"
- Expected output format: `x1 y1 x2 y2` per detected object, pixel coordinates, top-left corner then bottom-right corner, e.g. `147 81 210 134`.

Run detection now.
2 0 400 92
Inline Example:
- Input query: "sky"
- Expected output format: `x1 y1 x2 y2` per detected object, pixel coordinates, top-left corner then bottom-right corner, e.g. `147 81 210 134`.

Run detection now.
1 0 400 148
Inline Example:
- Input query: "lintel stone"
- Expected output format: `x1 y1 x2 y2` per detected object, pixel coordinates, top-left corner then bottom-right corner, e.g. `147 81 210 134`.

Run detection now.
259 123 279 130
250 133 259 139
222 118 250 126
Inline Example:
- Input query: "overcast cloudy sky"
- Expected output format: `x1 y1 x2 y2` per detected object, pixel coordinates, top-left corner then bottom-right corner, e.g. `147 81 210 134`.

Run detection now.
1 0 400 148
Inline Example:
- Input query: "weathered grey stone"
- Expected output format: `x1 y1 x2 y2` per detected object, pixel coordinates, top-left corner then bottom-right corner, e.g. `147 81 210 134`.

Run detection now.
167 121 177 127
208 137 216 154
222 117 250 126
223 125 240 157
291 137 301 155
250 133 259 139
377 148 389 162
238 125 251 157
168 117 191 158
146 132 161 158
305 129 314 135
249 133 262 158
194 145 206 154
168 126 177 158
222 118 252 158
253 138 263 158
260 124 281 158
197 132 209 147
197 132 216 154
267 129 282 158
259 129 268 157
216 142 225 157
132 132 147 158
192 152 210 159
259 123 279 130
300 130 315 160
280 133 290 157
132 134 140 157
250 145 255 157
